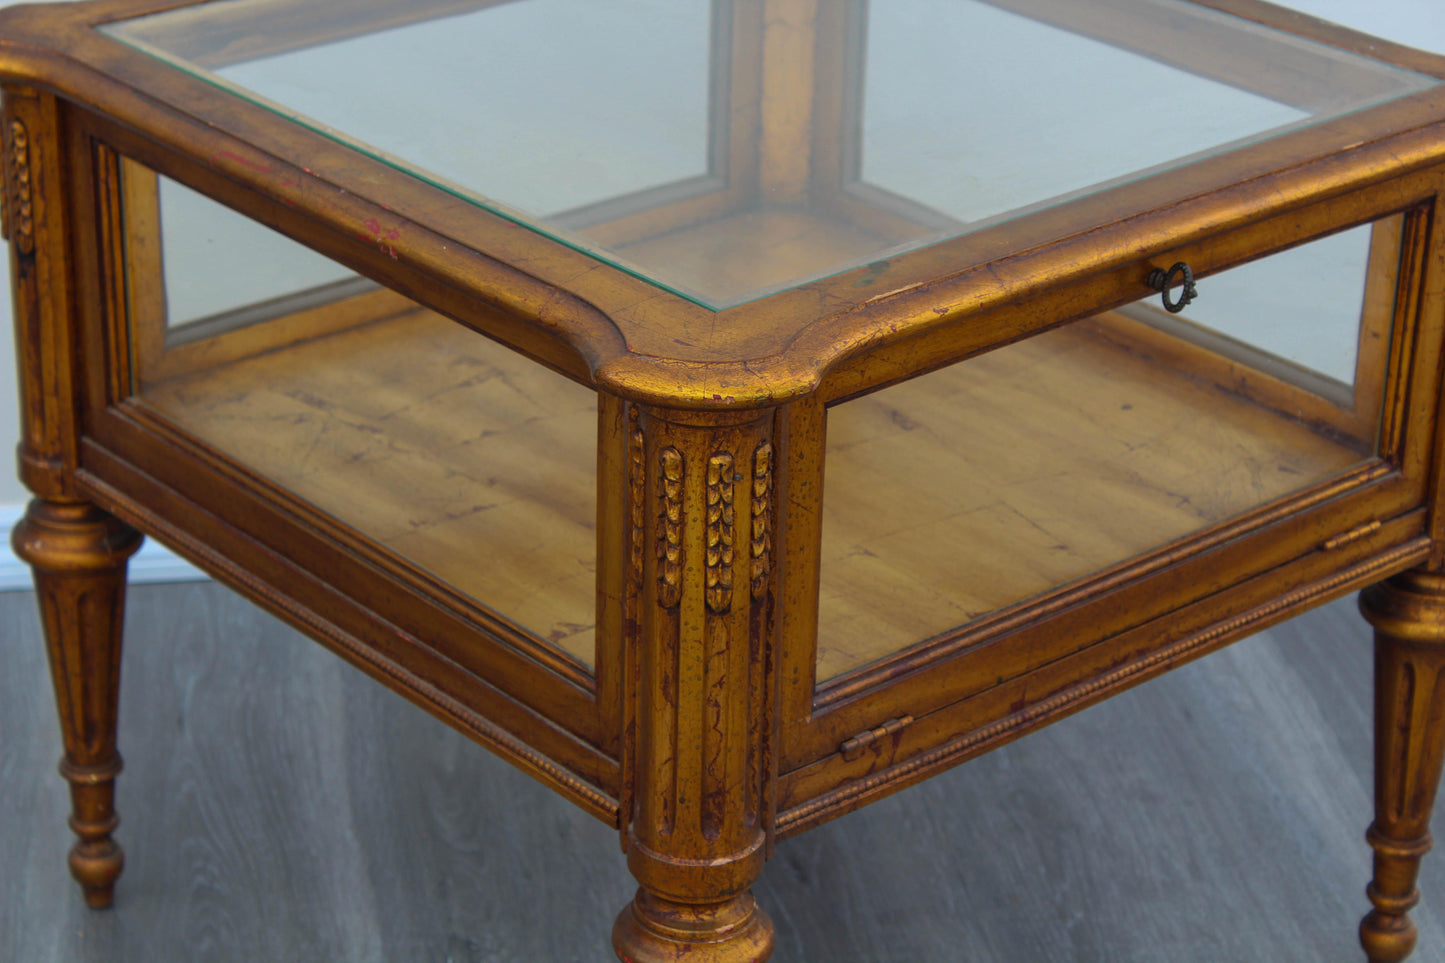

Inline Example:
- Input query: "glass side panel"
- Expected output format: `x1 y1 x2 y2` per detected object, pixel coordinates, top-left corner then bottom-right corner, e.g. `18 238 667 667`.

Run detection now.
1134 223 1374 386
104 0 1442 309
814 217 1400 683
158 176 361 327
123 161 599 669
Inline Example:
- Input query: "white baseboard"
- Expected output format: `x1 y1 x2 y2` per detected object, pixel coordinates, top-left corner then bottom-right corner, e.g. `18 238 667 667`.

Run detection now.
0 502 208 592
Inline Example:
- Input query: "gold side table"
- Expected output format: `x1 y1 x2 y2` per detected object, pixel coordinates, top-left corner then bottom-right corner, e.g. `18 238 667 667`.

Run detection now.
5 1 1445 959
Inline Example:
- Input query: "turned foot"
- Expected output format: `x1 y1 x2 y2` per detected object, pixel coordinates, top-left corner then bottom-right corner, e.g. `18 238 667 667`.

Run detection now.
14 499 141 907
62 757 126 908
1359 570 1445 961
613 889 774 963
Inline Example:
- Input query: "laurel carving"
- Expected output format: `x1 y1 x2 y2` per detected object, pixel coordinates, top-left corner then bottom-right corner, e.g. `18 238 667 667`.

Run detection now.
751 442 773 599
657 446 683 607
706 452 735 613
627 418 645 600
7 119 33 254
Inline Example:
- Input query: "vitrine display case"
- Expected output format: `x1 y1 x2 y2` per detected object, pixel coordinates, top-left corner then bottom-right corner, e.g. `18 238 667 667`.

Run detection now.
7 1 1445 960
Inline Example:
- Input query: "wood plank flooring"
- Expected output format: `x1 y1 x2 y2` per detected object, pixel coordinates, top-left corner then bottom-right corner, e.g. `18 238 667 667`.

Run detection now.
4 580 1444 961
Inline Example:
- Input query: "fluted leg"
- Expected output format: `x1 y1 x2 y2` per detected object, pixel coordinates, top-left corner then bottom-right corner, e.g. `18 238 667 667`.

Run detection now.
612 404 779 962
1359 569 1445 962
14 498 142 908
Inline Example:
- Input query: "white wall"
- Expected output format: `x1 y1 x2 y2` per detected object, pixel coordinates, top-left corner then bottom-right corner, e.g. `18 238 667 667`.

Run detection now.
0 0 1437 582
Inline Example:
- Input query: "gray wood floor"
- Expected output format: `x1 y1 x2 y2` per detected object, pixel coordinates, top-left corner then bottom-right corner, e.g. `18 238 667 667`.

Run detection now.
3 581 1444 962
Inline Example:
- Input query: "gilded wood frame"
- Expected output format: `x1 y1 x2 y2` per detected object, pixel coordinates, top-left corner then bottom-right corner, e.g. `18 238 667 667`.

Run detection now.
9 0 1445 959
0 0 1440 402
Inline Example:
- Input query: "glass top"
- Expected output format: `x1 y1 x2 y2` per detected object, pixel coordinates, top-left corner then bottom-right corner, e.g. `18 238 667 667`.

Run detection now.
104 0 1442 310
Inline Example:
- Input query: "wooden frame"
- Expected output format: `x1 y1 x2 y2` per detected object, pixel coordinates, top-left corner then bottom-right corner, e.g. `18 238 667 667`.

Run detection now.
8 1 1445 960
778 190 1437 742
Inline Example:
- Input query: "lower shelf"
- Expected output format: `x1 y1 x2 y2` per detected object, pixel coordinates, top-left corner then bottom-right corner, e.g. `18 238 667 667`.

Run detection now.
816 319 1368 681
137 306 1369 686
141 306 601 667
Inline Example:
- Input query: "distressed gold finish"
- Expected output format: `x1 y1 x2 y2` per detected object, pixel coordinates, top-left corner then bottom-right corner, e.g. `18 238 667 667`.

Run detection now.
6 118 32 252
4 2 1445 961
13 499 142 907
658 446 685 610
840 715 913 762
706 452 736 614
1359 571 1445 962
620 406 778 959
629 422 646 605
1329 520 1386 551
751 442 773 601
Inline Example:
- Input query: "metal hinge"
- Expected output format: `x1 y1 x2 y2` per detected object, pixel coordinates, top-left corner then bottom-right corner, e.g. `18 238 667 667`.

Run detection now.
840 715 913 761
1322 519 1381 551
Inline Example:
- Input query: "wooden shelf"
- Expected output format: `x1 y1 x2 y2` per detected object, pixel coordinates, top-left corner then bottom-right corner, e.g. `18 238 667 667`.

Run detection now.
139 306 1368 685
140 307 601 667
816 321 1368 682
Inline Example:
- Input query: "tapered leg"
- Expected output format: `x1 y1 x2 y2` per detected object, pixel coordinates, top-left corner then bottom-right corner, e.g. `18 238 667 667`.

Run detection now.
13 498 142 908
1359 569 1445 962
612 404 780 962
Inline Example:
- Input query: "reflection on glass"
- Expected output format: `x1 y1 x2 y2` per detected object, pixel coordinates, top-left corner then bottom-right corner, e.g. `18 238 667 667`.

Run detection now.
126 162 600 668
104 0 1442 308
1131 224 1374 386
159 177 359 328
814 217 1398 683
212 0 716 219
858 0 1307 226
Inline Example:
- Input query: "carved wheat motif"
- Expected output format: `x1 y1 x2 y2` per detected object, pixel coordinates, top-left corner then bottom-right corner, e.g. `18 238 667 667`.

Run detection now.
657 446 683 607
628 422 645 595
7 120 33 254
706 452 735 613
751 442 773 599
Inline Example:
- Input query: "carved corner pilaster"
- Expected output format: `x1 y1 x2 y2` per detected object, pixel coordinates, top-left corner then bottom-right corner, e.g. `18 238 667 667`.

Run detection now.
3 87 82 500
616 406 780 962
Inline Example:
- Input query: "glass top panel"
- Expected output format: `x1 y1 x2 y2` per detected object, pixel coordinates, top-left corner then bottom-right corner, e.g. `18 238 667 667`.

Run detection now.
104 0 1442 309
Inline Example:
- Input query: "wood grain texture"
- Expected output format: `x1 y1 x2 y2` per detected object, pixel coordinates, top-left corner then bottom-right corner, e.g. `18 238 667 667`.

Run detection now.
6 582 1445 961
816 322 1365 681
12 499 142 907
5 87 81 501
137 302 1370 688
2 10 1443 961
139 307 600 667
1359 570 1445 961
